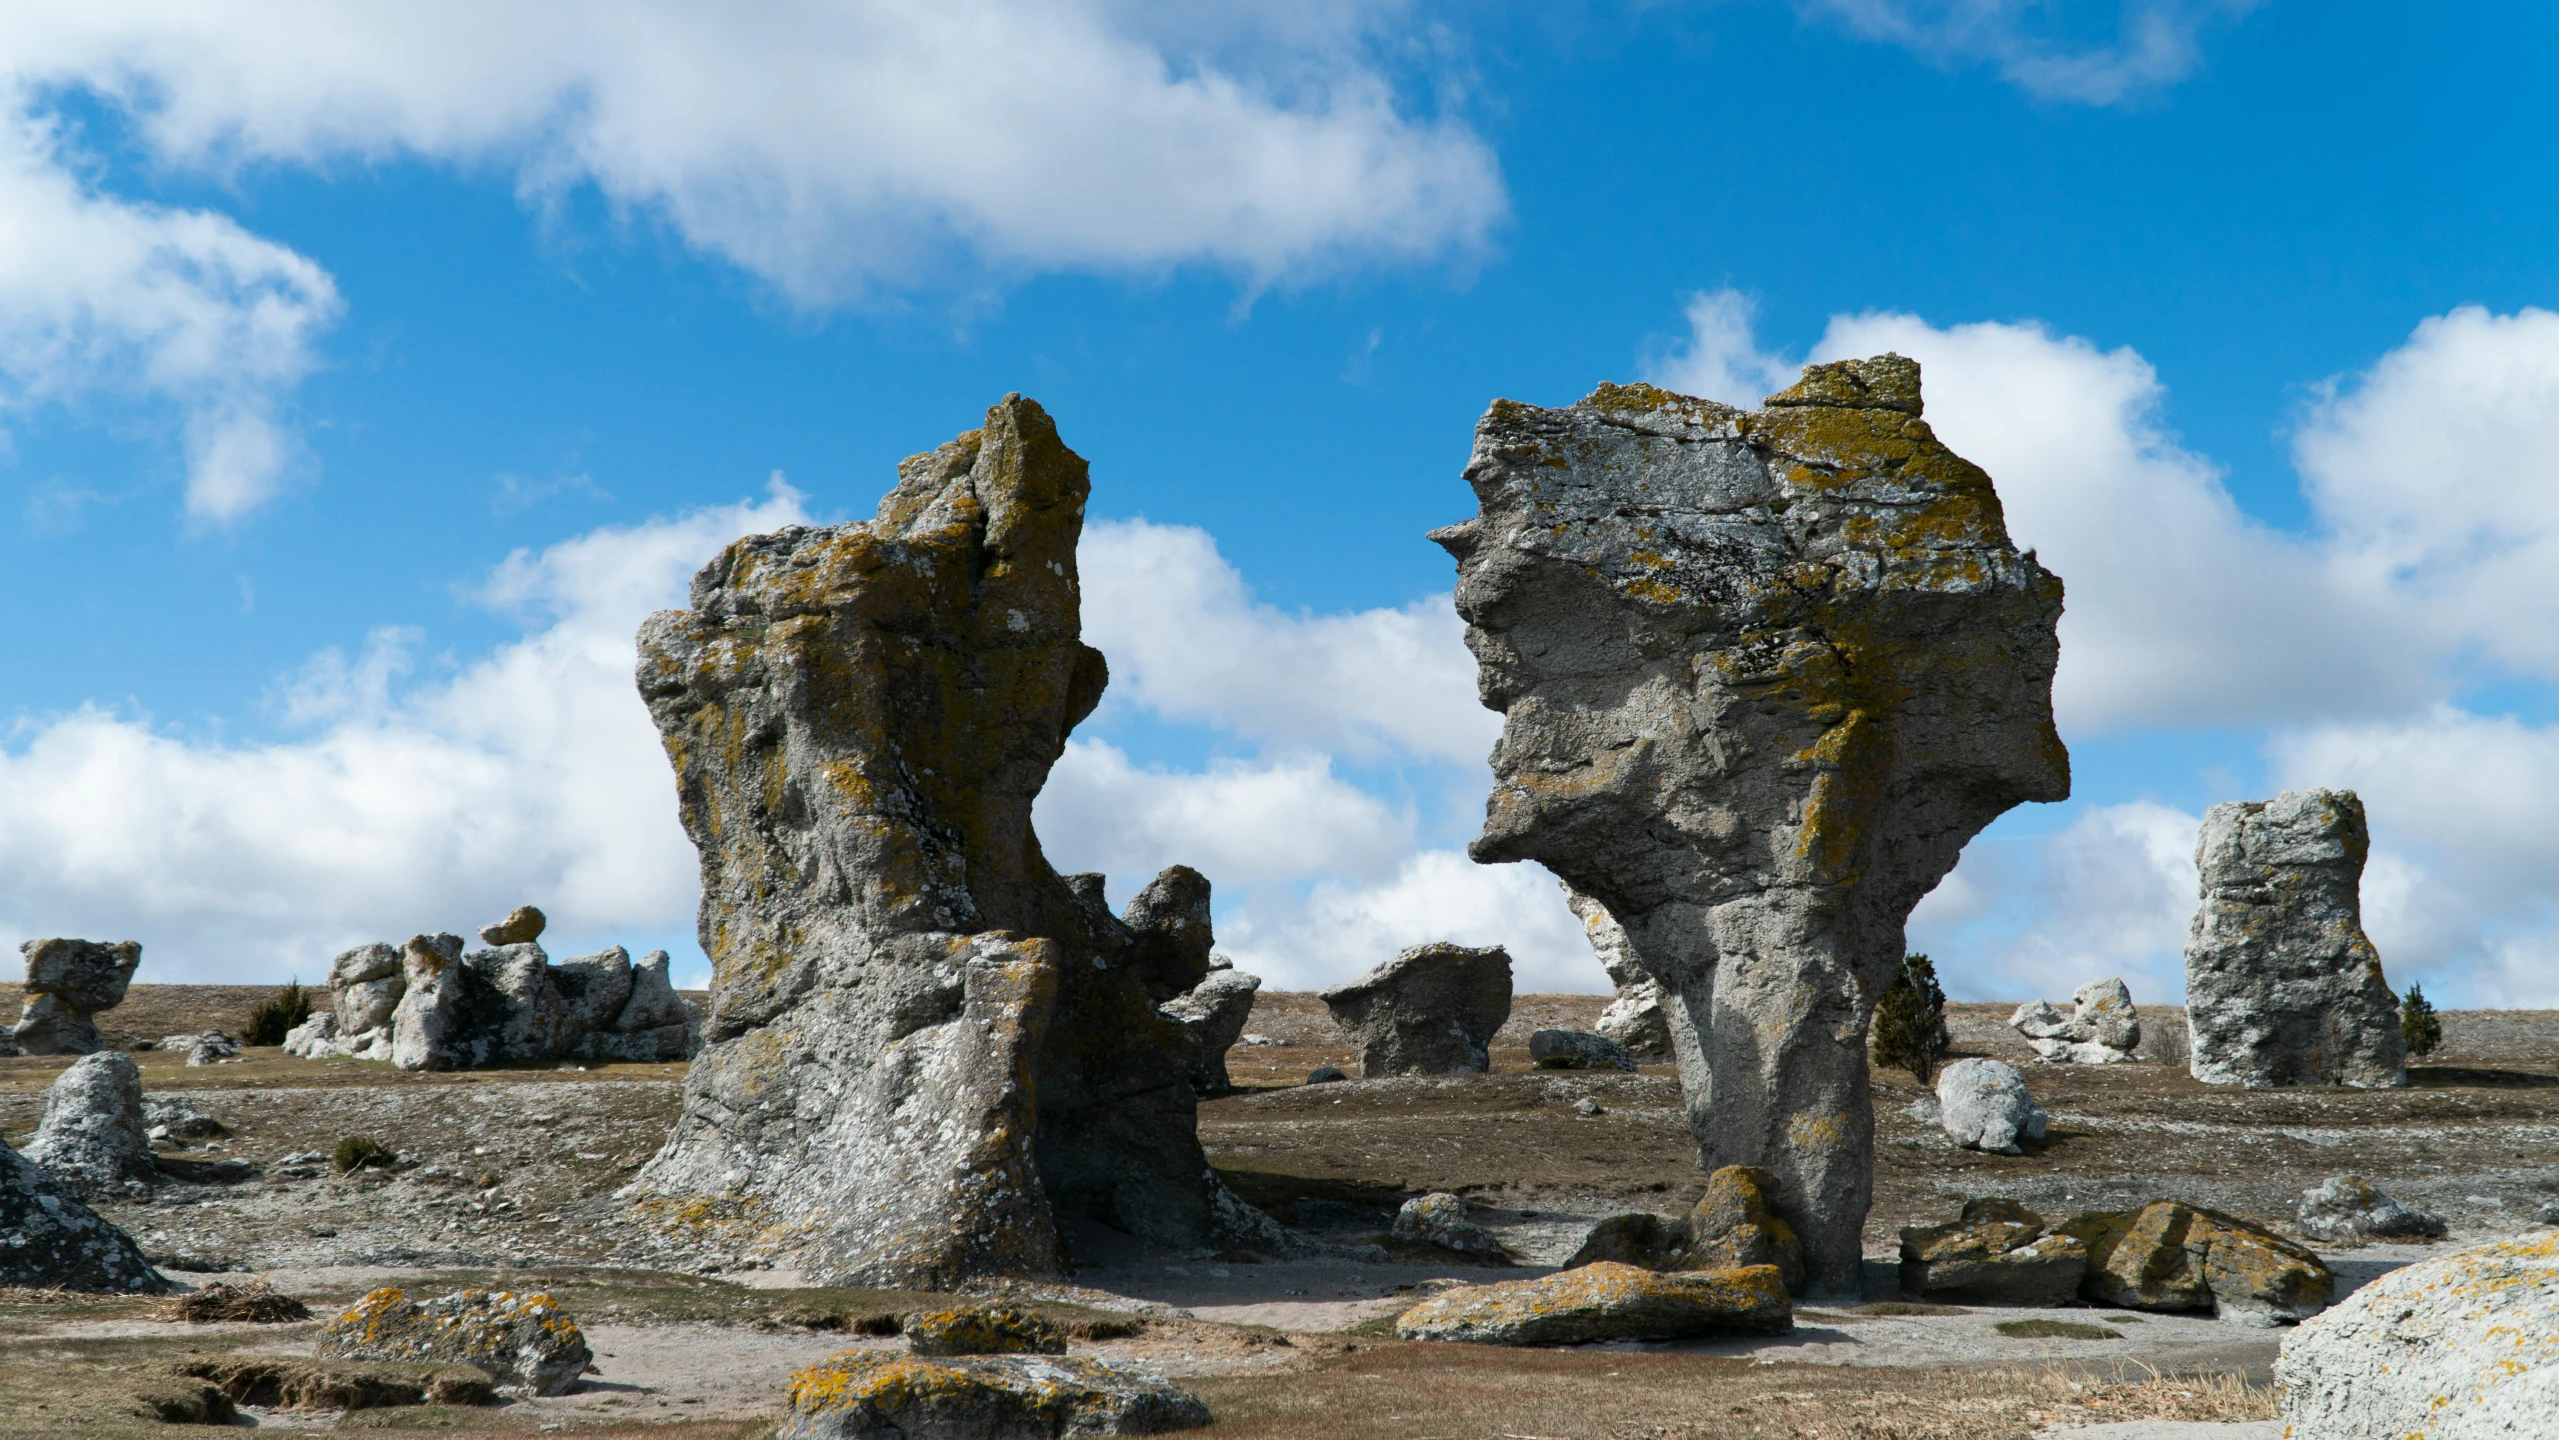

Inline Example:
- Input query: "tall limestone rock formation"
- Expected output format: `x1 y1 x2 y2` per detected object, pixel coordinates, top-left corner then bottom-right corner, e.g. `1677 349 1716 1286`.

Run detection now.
625 395 1271 1285
2185 789 2406 1088
1431 359 2069 1293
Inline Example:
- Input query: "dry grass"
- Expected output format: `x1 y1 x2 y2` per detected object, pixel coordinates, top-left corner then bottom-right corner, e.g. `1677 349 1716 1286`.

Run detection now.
1185 1340 2276 1440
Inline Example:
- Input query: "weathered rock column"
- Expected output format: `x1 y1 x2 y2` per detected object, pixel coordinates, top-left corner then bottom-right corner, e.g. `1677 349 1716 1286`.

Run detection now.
2185 789 2406 1088
1432 360 2069 1293
625 395 1266 1284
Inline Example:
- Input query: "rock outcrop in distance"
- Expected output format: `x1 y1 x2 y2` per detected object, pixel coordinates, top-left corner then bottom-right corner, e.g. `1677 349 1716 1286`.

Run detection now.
624 395 1277 1286
1431 359 2070 1293
287 925 700 1069
2010 977 2141 1063
1318 942 1513 1076
1564 883 1672 1059
2186 789 2406 1088
6 937 142 1056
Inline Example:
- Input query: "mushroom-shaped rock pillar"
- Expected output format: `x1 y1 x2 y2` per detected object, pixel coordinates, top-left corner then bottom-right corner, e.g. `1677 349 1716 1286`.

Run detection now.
1430 359 2069 1294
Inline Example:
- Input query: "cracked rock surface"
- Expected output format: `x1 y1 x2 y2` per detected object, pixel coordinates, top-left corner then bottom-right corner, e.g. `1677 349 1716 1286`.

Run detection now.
626 394 1271 1287
1431 358 2069 1293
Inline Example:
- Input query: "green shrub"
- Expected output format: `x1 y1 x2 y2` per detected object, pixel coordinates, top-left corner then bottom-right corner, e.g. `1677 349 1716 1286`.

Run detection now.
241 981 313 1047
2400 981 2442 1058
1871 953 1951 1084
332 1136 393 1174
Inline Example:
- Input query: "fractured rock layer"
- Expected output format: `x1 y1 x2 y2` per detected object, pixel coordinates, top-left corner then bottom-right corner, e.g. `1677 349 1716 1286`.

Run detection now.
1432 359 2069 1292
627 395 1266 1284
2186 789 2406 1088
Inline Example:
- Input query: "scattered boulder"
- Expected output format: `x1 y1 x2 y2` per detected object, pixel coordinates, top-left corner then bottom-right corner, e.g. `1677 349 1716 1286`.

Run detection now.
2538 1201 2559 1227
0 1137 166 1291
1529 1029 1635 1072
166 1355 493 1411
1558 1167 1806 1292
142 1096 229 1141
578 948 703 1062
22 1051 158 1198
1158 968 1261 1093
1318 943 1513 1077
780 1351 1210 1438
1563 883 1671 1060
366 931 700 1071
1392 1192 1506 1260
2059 1199 2331 1325
306 942 404 1059
1305 1067 1347 1085
2185 790 2407 1088
169 1280 313 1323
1935 1058 2047 1155
11 938 142 1055
1394 1261 1791 1345
1431 362 2069 1292
623 397 1279 1285
316 1287 593 1396
2276 1233 2558 1438
478 905 546 946
2295 1175 2446 1244
904 1305 1067 1357
2009 978 2142 1063
1899 1198 2088 1305
178 1033 241 1066
552 945 637 1037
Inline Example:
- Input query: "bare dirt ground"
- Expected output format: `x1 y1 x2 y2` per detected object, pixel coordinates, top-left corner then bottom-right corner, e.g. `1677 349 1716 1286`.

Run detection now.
0 988 2550 1437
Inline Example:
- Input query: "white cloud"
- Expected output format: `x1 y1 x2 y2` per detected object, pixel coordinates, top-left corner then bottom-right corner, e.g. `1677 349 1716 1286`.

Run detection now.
0 485 809 980
1644 289 1796 410
1801 0 2262 106
1216 850 1600 994
1910 802 2200 1006
0 3 1501 522
1035 741 1415 887
1078 518 1496 765
0 111 338 523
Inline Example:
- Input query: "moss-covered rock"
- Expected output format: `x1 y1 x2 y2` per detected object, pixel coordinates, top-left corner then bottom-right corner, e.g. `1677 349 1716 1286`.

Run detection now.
905 1304 1067 1357
781 1350 1209 1437
316 1287 592 1395
2058 1199 2330 1325
1899 1198 2087 1306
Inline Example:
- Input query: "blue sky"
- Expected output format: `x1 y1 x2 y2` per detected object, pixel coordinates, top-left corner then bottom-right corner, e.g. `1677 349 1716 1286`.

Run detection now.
3 2 2556 1008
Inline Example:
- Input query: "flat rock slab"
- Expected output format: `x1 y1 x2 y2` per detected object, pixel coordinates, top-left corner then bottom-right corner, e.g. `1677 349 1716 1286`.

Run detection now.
780 1350 1210 1437
1395 1261 1790 1345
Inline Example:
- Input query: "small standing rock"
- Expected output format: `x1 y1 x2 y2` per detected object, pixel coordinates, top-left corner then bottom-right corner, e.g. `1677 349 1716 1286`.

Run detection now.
1935 1058 2047 1155
1318 943 1512 1076
22 1051 158 1198
1157 968 1262 1093
316 1287 592 1396
1393 1192 1506 1259
12 938 142 1055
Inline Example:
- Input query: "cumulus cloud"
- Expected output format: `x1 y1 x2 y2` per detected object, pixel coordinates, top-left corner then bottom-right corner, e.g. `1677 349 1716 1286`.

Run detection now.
0 3 1502 521
0 484 808 981
1216 851 1600 994
1910 802 2201 1005
1645 289 1797 410
1801 0 2262 106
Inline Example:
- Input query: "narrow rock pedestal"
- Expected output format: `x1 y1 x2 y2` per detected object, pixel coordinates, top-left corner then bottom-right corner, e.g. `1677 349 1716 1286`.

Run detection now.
1432 359 2069 1293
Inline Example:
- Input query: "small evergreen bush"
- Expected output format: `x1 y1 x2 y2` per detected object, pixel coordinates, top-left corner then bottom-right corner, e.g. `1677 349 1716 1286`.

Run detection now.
241 981 312 1047
2400 981 2442 1058
332 1135 393 1174
1872 953 1952 1084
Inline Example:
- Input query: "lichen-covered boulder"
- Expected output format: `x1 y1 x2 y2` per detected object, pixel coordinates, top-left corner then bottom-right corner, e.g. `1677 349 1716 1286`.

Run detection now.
1432 361 2069 1293
1899 1198 2088 1305
1936 1058 2047 1154
316 1287 592 1396
0 1138 166 1291
2059 1199 2330 1325
388 933 487 1070
622 395 1272 1283
575 948 701 1062
2186 790 2406 1088
552 945 637 1037
1392 1192 1506 1259
1318 943 1512 1077
904 1305 1067 1357
1529 1029 1636 1072
1682 1165 1806 1292
1563 883 1671 1060
2275 1233 2558 1439
1394 1261 1791 1345
22 1051 157 1198
2296 1175 2446 1245
2011 979 2142 1063
1157 968 1260 1093
782 1351 1210 1438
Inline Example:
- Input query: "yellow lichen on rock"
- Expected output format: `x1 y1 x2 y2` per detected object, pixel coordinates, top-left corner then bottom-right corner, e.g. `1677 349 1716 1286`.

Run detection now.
1395 1260 1792 1345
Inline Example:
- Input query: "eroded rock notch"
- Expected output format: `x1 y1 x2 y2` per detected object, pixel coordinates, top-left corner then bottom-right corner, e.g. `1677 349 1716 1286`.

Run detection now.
1430 359 2069 1292
626 395 1269 1285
